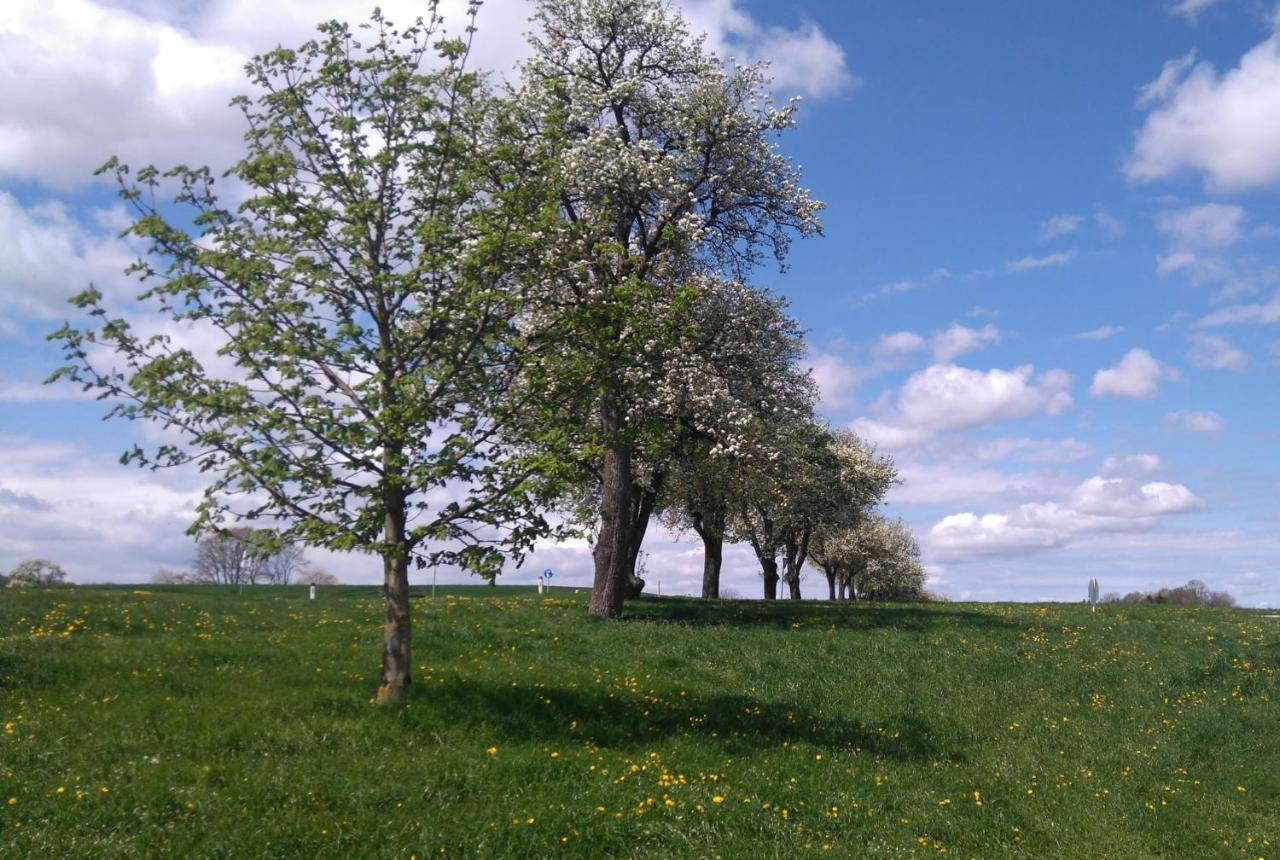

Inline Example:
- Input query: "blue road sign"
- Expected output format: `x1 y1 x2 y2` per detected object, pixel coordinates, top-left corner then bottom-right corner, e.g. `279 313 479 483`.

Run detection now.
543 569 554 579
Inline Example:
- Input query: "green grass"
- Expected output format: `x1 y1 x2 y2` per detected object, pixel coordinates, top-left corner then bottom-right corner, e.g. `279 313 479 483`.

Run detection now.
1 586 1277 858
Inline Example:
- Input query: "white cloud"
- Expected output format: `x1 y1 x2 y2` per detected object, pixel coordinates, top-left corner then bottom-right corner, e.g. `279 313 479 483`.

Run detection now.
1068 476 1202 518
930 323 999 363
0 0 248 188
1198 292 1280 326
1156 203 1246 250
1138 50 1198 107
974 437 1093 464
872 267 952 298
928 462 1203 562
807 348 861 410
996 250 1077 275
0 192 135 319
874 330 927 355
1129 29 1280 191
853 363 1074 451
1095 210 1127 239
849 418 933 451
682 0 856 99
1167 0 1224 24
1187 332 1247 370
1156 251 1198 276
0 0 853 190
1099 453 1162 478
1090 349 1170 400
1039 213 1083 241
1165 409 1226 433
896 364 1072 432
1073 325 1124 341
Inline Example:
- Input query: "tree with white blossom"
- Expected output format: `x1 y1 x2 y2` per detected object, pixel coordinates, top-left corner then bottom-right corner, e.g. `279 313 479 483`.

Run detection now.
512 0 822 618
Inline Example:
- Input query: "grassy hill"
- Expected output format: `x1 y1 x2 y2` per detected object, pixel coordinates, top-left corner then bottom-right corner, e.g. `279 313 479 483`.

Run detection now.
1 585 1276 858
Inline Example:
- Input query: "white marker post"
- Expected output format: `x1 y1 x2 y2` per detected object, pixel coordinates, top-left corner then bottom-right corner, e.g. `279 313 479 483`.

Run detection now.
309 583 316 601
1088 577 1099 613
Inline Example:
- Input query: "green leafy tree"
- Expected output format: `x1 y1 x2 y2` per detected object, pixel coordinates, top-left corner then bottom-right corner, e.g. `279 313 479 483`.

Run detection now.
512 0 822 617
49 9 556 702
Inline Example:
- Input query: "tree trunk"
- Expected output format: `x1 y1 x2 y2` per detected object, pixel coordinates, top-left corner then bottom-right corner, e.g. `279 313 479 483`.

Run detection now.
825 568 836 601
761 556 779 600
590 399 632 619
623 475 662 600
781 530 808 601
693 506 726 599
376 499 412 704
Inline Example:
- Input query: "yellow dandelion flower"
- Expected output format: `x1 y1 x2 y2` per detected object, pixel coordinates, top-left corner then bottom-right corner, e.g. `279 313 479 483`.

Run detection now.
486 746 498 756
712 795 725 804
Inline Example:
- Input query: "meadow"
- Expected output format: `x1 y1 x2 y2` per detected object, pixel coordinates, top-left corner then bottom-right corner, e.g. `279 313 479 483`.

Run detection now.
1 585 1276 858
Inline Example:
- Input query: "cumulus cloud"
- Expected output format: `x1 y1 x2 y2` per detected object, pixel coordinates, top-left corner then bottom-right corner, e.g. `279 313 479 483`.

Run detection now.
1129 29 1280 191
1068 476 1202 518
1187 332 1247 370
930 323 1000 363
0 0 854 190
1038 213 1083 241
853 363 1073 452
928 460 1203 562
682 0 857 99
0 192 136 319
875 331 928 355
807 348 861 410
1090 349 1171 400
1164 409 1225 433
1099 453 1162 478
849 418 934 451
896 364 1072 432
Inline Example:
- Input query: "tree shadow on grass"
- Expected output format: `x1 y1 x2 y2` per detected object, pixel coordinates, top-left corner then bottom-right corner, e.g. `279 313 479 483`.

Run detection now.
399 677 953 763
620 595 1017 634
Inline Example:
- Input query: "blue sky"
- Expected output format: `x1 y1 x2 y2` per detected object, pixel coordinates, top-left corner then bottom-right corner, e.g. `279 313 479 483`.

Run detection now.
1 0 1278 604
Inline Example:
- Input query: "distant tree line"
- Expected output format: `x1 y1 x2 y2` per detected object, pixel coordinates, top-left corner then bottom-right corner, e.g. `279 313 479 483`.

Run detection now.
1102 579 1236 608
151 528 328 586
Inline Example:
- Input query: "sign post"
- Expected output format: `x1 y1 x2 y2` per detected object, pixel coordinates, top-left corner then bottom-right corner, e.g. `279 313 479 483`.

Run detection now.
1088 577 1099 612
540 568 554 594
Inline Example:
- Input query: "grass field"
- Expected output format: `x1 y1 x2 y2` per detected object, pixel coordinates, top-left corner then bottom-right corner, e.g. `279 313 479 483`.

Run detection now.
1 585 1277 858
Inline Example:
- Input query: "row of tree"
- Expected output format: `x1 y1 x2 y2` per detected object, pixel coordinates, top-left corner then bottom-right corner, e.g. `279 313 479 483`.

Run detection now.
1101 579 1236 608
51 0 909 701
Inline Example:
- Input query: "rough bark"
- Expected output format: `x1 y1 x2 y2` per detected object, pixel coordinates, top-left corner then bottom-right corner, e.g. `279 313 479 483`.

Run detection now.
692 506 726 599
781 529 810 601
825 568 837 601
623 476 662 600
376 496 412 704
761 556 780 600
590 400 632 619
